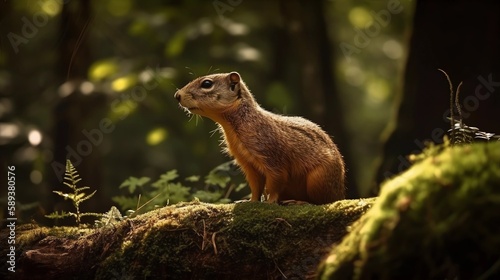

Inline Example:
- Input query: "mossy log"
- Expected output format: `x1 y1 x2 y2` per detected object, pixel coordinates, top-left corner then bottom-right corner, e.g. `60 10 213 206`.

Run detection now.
1 198 373 279
318 142 500 280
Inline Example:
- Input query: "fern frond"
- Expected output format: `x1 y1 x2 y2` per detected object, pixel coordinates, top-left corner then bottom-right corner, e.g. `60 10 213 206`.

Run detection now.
51 160 100 225
80 212 103 218
63 175 81 182
45 211 73 219
75 186 91 193
79 190 97 203
63 181 72 187
64 160 81 185
53 191 70 199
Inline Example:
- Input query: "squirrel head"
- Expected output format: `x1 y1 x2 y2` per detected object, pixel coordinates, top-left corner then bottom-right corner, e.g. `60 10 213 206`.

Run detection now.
174 72 254 120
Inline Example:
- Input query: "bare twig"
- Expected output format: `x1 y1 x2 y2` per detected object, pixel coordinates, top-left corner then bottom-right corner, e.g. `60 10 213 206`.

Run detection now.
201 219 207 250
211 232 218 255
129 193 162 218
274 218 293 228
274 259 287 279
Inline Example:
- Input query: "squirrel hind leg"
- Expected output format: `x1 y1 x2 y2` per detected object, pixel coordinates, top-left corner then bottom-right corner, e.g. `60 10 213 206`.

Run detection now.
306 165 345 204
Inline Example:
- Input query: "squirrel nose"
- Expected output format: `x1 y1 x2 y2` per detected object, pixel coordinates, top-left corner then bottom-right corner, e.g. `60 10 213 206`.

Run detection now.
174 91 181 101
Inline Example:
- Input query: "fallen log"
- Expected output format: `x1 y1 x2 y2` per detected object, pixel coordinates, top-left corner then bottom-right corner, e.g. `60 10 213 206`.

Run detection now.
2 198 374 279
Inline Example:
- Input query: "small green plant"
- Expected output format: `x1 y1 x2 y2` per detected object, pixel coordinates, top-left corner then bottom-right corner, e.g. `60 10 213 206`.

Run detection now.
113 169 190 215
113 161 248 214
193 161 247 202
95 206 123 227
46 160 101 225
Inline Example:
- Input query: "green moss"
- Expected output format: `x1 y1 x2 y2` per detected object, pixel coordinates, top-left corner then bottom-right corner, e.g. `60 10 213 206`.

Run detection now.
95 199 373 279
15 224 50 248
318 142 500 280
10 224 92 253
5 195 373 279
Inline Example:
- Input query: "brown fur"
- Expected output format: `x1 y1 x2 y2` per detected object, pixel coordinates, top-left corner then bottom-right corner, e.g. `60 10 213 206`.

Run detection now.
174 72 345 204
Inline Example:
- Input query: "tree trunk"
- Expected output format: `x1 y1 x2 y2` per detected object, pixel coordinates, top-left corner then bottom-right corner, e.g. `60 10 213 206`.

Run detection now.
375 0 500 191
50 0 108 216
280 0 359 198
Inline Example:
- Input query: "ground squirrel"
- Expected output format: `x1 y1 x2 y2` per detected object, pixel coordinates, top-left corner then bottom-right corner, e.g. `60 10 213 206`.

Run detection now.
174 72 345 204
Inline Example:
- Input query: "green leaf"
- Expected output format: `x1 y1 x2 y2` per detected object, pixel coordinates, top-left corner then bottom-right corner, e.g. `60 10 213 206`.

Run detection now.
119 176 151 193
235 183 247 192
205 171 230 188
185 175 200 182
112 196 141 212
210 161 233 173
136 177 151 186
152 170 179 188
155 182 191 205
203 161 234 187
166 183 191 204
193 190 222 203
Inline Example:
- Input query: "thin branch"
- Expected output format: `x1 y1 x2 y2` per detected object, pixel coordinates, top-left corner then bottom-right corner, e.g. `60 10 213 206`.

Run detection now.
201 219 207 251
131 192 162 217
211 232 218 255
455 81 464 128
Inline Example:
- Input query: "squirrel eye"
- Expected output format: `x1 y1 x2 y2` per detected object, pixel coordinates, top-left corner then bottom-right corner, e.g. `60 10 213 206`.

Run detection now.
201 80 213 89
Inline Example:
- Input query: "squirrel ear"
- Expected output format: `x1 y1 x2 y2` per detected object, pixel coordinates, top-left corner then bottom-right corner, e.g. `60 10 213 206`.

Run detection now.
229 72 240 91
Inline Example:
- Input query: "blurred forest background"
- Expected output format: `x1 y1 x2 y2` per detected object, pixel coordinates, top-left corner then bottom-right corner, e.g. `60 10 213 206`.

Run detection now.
1 0 499 223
